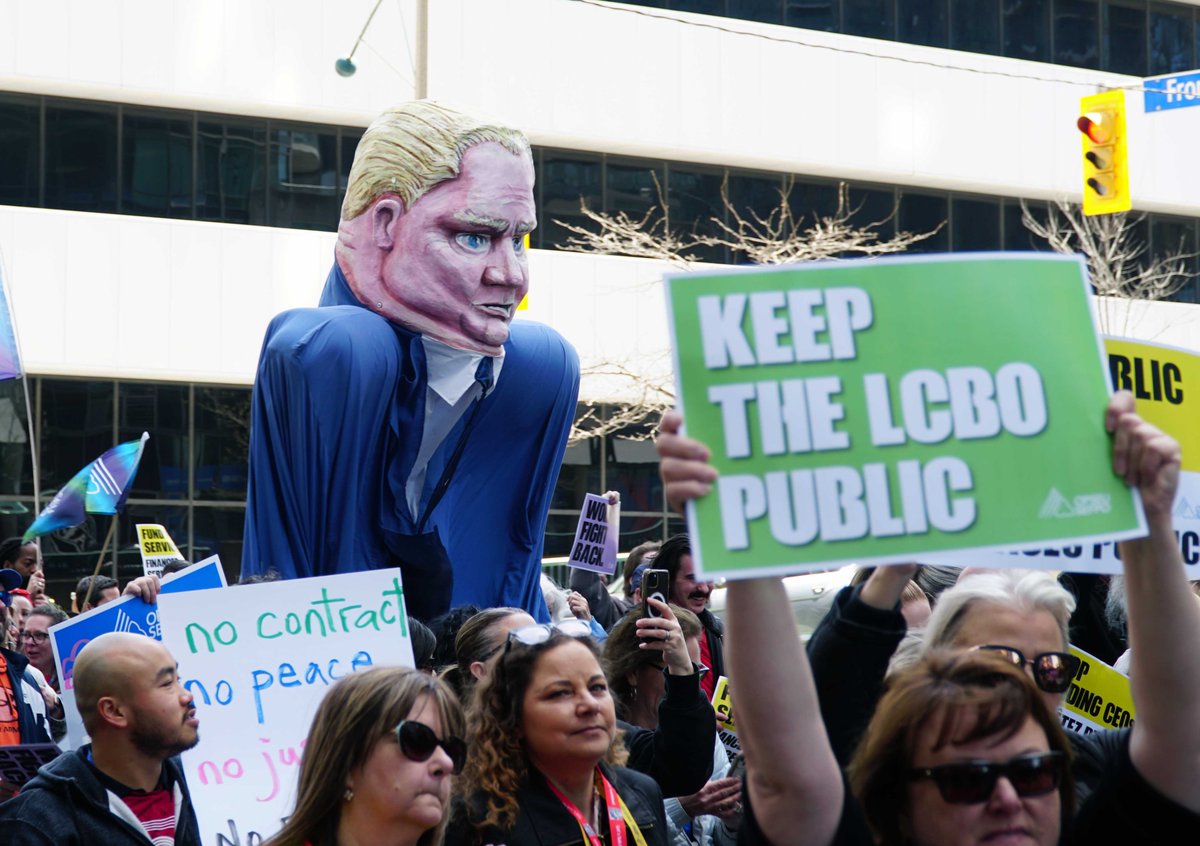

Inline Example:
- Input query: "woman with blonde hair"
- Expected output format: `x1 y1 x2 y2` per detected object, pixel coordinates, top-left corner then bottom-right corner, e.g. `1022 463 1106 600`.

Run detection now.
268 667 466 846
447 620 670 846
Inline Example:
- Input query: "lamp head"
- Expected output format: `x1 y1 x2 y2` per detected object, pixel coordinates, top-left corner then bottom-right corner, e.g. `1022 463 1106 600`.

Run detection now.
335 57 357 77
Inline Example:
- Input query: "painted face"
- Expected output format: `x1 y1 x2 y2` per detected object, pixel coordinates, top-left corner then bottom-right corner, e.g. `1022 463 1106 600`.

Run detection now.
669 554 713 616
520 640 616 773
347 695 455 837
22 614 55 677
375 141 535 354
906 714 1060 846
126 641 200 758
9 544 39 580
948 603 1066 714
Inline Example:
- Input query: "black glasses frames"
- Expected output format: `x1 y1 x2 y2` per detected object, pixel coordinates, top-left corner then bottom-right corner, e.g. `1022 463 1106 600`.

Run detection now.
908 751 1066 804
974 645 1079 694
394 720 467 775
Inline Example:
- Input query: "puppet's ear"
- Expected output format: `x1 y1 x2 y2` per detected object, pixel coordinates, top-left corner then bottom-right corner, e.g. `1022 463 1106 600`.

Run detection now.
371 197 405 251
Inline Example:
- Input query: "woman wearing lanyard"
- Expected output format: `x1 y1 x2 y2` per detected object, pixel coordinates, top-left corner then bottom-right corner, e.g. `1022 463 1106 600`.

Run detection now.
448 619 668 846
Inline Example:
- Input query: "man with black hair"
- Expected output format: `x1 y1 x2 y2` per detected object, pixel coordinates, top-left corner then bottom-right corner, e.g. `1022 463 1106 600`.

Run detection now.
74 575 119 613
656 534 723 700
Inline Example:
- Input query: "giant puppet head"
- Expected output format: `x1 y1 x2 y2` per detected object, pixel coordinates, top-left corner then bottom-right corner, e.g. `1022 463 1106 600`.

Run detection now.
334 101 536 357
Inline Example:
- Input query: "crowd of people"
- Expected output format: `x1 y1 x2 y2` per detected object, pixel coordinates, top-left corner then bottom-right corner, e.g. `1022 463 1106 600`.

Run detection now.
0 391 1196 846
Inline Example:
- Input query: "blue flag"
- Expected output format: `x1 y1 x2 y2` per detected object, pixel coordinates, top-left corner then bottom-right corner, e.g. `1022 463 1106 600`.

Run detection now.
24 432 150 541
0 261 22 381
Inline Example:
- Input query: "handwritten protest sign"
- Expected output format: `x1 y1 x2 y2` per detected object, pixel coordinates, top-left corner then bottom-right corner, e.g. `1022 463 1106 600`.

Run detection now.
159 569 413 846
50 555 227 749
936 337 1200 578
665 254 1145 579
567 493 620 575
710 675 740 760
1058 646 1134 737
137 523 183 577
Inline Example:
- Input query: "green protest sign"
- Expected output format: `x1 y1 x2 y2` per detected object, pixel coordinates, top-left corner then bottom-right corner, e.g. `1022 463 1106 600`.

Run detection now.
665 254 1146 579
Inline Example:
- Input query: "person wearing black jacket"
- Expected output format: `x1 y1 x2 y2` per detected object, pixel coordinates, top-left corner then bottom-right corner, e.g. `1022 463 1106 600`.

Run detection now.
0 632 202 845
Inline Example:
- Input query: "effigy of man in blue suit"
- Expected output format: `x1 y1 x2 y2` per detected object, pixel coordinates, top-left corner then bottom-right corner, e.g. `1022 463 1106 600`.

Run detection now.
242 101 579 622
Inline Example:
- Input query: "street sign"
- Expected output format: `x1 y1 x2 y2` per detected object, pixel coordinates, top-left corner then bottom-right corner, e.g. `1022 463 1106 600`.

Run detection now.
1144 71 1200 112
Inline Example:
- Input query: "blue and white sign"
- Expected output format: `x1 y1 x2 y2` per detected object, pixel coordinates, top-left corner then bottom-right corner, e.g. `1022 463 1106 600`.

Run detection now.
1145 71 1200 112
49 555 227 749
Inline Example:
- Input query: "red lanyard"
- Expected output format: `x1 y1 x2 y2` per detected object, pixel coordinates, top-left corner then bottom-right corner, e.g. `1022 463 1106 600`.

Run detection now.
545 769 628 846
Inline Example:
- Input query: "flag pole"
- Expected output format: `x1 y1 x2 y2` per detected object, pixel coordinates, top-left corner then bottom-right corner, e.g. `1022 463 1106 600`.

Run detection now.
22 375 39 519
81 516 117 611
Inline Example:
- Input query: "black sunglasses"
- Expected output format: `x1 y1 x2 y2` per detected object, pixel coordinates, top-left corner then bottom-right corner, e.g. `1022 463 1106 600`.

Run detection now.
394 720 467 775
973 645 1079 694
908 751 1066 804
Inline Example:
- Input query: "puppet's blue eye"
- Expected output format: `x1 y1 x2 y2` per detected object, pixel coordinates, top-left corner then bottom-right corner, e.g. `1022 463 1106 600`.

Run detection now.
456 233 490 252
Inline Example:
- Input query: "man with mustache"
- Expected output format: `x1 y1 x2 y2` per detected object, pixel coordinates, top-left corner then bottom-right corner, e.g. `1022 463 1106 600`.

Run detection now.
242 100 579 621
658 534 723 699
0 631 202 844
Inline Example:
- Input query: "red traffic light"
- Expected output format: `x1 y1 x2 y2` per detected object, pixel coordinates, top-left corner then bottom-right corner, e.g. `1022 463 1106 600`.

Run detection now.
1077 112 1114 144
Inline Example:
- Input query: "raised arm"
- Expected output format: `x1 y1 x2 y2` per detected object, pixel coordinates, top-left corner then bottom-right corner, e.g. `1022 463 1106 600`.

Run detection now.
657 411 846 846
1109 391 1200 813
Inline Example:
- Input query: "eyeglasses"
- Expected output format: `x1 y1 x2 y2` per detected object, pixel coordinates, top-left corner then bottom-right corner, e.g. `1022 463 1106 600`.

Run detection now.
395 720 467 775
23 631 50 645
973 645 1079 694
504 619 594 652
908 751 1066 804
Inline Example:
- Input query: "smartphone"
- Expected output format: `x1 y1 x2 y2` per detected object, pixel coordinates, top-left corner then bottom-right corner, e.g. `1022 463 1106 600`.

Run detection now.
641 569 669 618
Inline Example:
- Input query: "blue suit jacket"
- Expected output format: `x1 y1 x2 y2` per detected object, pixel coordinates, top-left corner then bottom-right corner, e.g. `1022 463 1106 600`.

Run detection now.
241 261 579 620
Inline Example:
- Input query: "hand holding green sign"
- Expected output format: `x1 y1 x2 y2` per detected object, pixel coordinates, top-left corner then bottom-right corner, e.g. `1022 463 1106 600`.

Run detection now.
664 254 1145 579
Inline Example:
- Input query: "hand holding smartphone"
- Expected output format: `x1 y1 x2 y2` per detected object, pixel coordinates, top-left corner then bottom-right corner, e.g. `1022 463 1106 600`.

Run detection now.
641 568 669 618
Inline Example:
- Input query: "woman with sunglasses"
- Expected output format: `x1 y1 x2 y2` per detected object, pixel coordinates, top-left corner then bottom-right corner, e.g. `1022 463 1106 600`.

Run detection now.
268 667 466 846
448 619 670 846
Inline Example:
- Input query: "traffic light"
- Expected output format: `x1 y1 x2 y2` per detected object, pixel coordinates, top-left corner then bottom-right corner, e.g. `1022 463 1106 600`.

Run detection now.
1078 90 1130 216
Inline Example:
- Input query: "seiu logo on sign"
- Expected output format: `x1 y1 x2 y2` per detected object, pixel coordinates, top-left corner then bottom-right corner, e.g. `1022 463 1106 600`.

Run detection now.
1144 72 1200 113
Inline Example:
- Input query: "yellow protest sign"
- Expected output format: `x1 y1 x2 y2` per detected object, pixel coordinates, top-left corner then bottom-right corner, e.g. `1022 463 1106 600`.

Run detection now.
1059 646 1134 737
137 523 183 578
1105 337 1199 473
711 674 736 733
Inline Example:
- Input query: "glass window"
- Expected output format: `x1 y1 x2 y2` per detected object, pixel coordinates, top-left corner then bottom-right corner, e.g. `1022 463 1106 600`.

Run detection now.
606 158 667 221
118 382 189 500
551 415 601 512
788 178 841 224
1056 0 1101 68
729 0 785 24
668 166 727 263
671 0 726 13
539 152 603 250
619 513 669 554
197 119 267 224
117 504 189 582
1153 216 1198 303
899 0 948 47
1104 1 1148 75
1003 200 1049 251
786 0 838 30
542 512 584 560
44 104 118 212
192 505 246 584
39 379 115 497
338 127 364 211
0 98 39 207
951 197 1001 251
1150 3 1193 75
846 185 897 244
951 0 1001 54
898 192 949 252
122 111 193 218
843 0 894 39
1003 0 1050 61
268 126 339 231
727 172 785 264
0 380 34 539
194 387 251 501
608 431 662 514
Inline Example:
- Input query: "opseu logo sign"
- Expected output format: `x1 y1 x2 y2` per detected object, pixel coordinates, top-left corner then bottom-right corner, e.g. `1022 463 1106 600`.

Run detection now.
1145 71 1200 113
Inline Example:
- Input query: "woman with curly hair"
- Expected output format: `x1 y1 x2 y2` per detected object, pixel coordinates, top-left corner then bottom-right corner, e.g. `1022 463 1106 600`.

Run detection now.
267 667 466 846
447 619 670 846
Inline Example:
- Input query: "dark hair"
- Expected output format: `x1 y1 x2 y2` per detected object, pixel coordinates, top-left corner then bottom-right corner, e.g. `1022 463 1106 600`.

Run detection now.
440 607 527 701
410 616 437 670
428 604 481 670
604 604 701 721
237 569 282 585
29 602 69 625
160 558 192 576
75 575 119 607
0 537 32 567
655 534 692 594
621 541 662 598
459 630 626 834
267 668 463 846
848 649 1075 846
